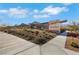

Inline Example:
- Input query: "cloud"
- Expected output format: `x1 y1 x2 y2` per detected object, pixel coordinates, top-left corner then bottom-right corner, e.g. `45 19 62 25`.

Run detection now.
0 7 29 19
33 5 69 19
0 5 69 19
0 10 8 13
8 7 28 18
33 14 49 19
33 9 39 13
41 5 68 15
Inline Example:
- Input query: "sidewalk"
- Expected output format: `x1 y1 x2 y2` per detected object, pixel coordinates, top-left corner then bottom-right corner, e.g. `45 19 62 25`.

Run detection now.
0 32 39 55
0 32 79 55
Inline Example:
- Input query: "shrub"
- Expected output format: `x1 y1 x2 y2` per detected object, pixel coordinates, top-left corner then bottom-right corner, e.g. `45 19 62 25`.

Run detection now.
35 38 47 45
71 42 79 48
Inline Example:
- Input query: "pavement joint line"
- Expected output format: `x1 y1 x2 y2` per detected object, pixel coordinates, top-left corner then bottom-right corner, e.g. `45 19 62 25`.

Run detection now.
15 32 67 55
40 46 41 55
14 45 39 55
0 31 69 55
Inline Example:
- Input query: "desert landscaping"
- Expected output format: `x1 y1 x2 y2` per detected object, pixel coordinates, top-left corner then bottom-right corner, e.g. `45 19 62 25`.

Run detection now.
0 25 57 45
0 3 79 55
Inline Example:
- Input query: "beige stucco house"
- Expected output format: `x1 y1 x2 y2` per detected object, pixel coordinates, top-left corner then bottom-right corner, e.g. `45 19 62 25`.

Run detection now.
30 20 67 33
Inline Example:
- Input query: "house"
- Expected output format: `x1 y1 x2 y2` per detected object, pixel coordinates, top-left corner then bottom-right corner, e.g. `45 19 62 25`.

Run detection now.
48 20 67 33
30 20 67 33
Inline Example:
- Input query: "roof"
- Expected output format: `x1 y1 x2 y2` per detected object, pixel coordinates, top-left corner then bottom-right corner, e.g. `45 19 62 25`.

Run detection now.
48 20 67 25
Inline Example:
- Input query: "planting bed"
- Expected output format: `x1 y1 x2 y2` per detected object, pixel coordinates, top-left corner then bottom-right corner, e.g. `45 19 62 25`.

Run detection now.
0 27 57 45
65 32 79 52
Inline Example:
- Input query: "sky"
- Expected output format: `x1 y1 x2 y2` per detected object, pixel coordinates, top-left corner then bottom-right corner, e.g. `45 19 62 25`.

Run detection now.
0 3 79 25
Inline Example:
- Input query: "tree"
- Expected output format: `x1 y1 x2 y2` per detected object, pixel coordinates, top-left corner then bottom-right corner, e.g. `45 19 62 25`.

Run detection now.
68 22 79 33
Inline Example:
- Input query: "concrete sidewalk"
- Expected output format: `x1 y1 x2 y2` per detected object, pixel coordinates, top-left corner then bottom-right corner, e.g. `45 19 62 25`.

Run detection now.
0 32 79 55
0 32 39 55
41 32 79 55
